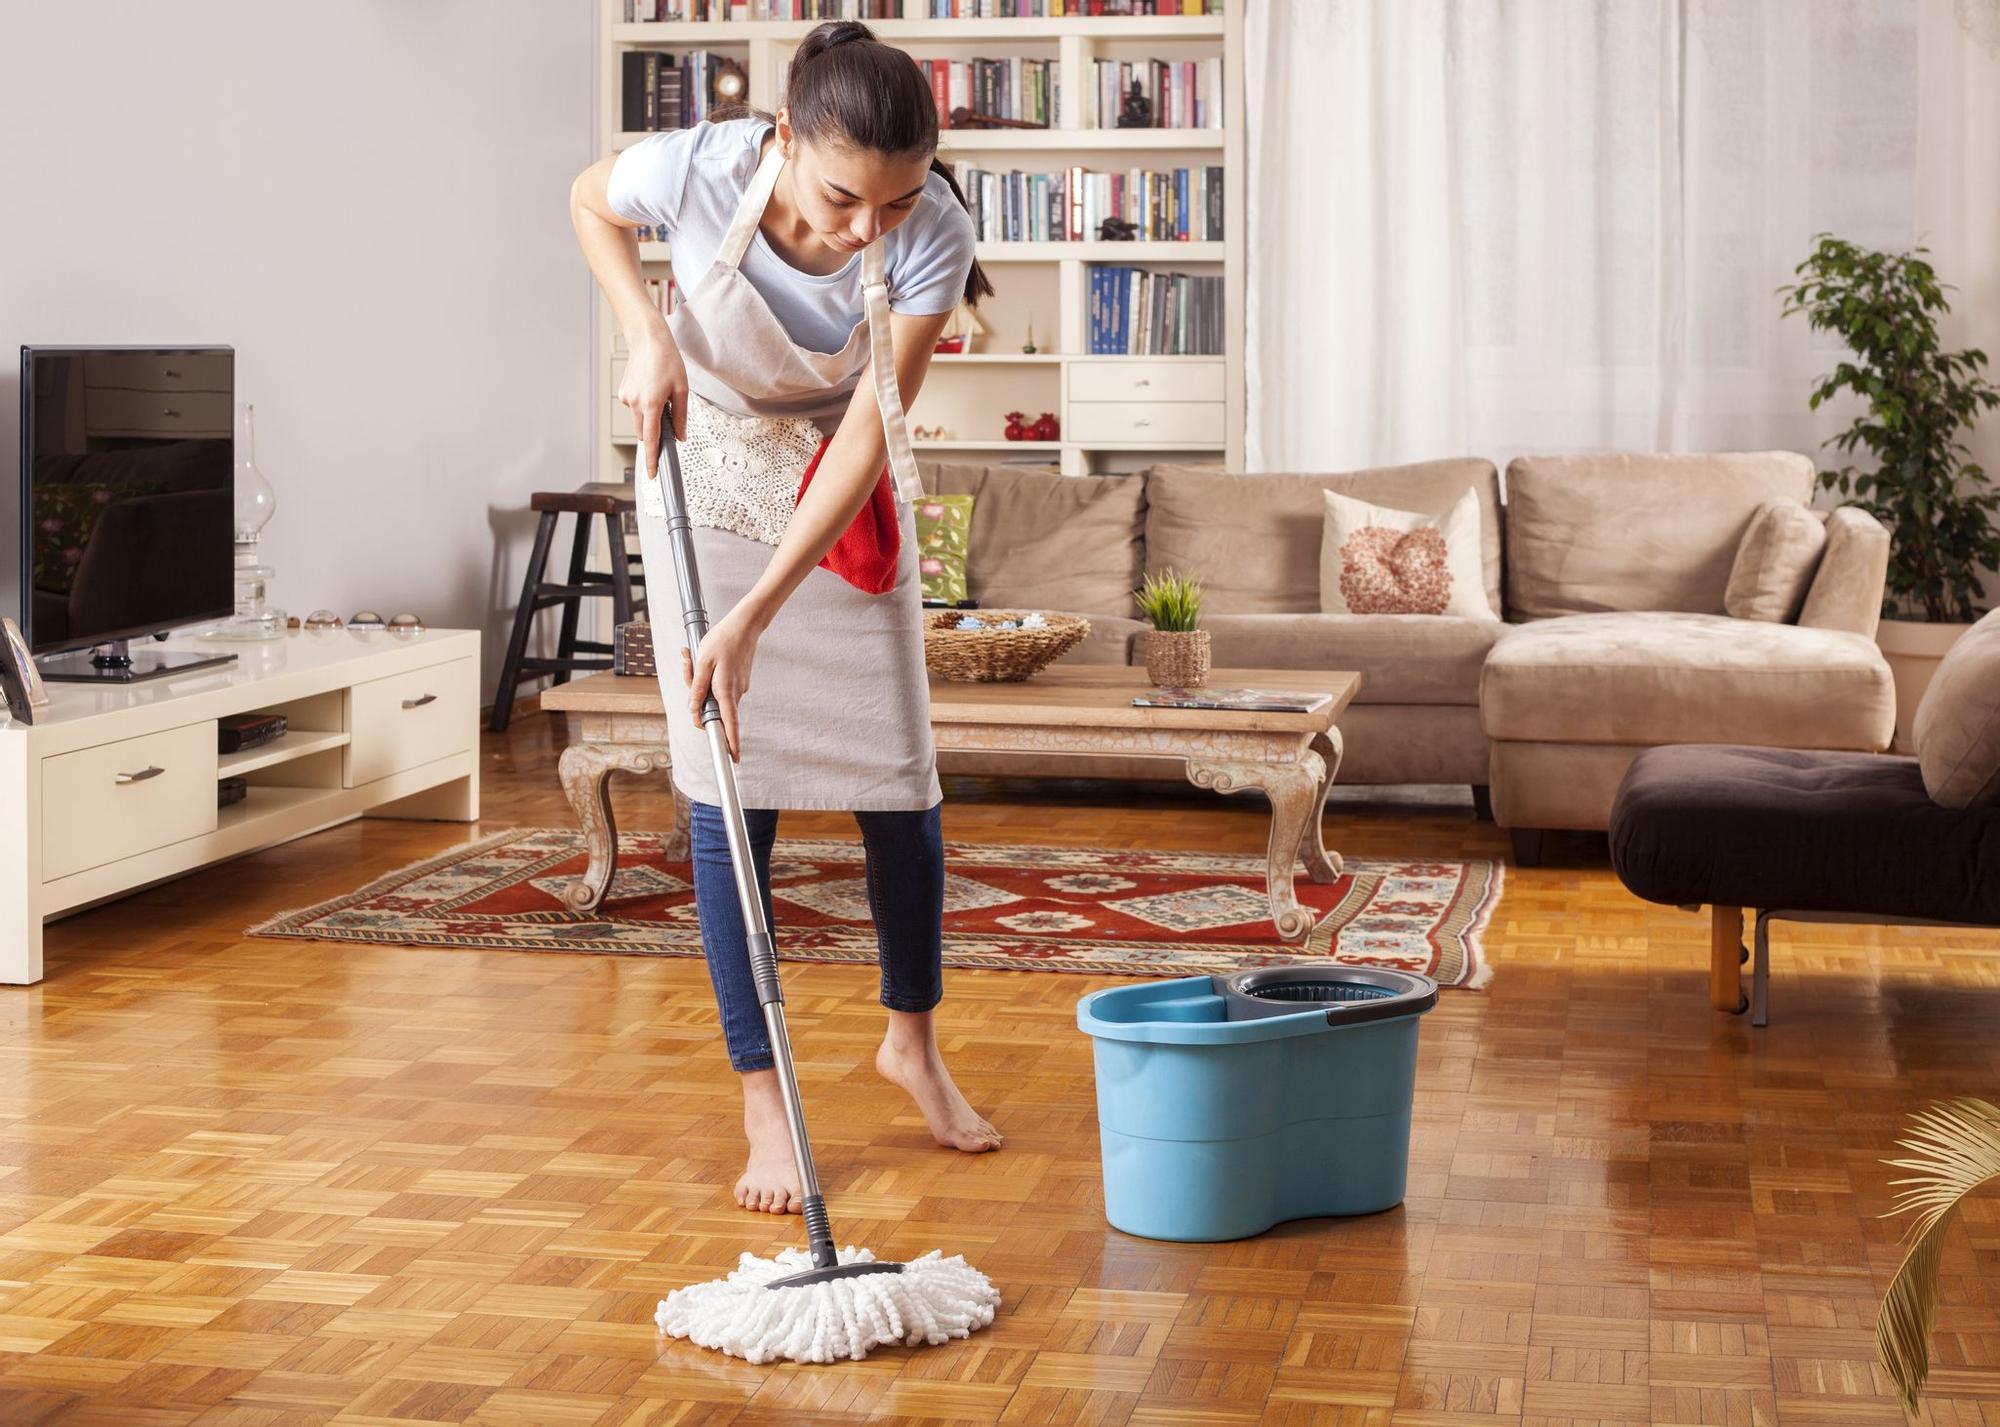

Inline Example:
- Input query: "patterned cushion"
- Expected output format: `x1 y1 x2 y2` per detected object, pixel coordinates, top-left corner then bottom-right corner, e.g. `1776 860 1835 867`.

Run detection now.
914 493 975 603
1318 487 1493 619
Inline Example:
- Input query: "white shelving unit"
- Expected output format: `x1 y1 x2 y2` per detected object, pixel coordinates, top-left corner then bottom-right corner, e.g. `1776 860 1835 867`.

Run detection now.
595 5 1243 478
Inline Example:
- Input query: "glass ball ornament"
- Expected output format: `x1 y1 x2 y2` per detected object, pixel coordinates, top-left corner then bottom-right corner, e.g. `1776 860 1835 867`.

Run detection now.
347 610 387 630
388 613 426 635
303 609 343 630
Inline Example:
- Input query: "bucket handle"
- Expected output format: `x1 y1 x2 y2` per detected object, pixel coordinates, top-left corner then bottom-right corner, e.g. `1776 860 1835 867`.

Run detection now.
1321 986 1438 1027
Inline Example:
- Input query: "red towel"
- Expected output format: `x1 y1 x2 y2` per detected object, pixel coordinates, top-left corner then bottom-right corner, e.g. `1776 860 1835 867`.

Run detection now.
795 437 900 596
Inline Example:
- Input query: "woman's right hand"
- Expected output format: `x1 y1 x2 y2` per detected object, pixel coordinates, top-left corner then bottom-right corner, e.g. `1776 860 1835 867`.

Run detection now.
621 329 689 485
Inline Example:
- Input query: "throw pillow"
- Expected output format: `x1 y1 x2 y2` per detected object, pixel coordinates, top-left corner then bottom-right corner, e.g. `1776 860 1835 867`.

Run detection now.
1912 607 2000 809
1724 498 1828 622
914 493 975 603
1318 486 1494 619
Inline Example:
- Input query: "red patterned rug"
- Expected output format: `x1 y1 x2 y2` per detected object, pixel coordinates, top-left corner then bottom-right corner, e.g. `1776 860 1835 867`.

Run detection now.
248 828 1498 988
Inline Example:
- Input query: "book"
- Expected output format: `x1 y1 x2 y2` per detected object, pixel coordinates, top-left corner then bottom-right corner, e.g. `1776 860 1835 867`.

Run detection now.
629 1 1223 16
1131 688 1335 714
958 164 1223 245
1084 266 1223 354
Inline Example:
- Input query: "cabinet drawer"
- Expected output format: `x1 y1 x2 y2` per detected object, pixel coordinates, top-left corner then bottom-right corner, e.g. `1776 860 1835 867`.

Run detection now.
43 723 218 881
82 351 232 393
346 659 474 786
82 387 231 437
1065 401 1224 444
1068 360 1222 404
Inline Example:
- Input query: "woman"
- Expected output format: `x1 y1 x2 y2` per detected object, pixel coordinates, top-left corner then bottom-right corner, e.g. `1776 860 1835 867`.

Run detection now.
569 20 1002 1215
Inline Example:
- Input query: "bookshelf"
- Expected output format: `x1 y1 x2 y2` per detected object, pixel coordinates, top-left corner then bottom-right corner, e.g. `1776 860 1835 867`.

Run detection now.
594 4 1244 478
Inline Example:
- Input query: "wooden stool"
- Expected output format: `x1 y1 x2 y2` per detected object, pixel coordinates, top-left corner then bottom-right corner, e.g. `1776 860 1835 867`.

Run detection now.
489 482 646 733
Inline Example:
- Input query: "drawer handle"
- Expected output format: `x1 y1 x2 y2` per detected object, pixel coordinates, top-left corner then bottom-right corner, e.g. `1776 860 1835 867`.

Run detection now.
162 406 180 418
1134 418 1152 428
116 765 165 785
402 693 438 709
1133 378 1151 387
163 367 181 379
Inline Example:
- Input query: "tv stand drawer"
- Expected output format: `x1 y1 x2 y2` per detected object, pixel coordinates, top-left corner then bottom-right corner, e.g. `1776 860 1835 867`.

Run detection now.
42 723 219 882
345 659 475 787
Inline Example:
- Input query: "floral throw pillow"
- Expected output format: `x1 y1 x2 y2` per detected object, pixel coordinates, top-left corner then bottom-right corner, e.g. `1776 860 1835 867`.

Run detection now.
1318 486 1494 620
915 493 975 603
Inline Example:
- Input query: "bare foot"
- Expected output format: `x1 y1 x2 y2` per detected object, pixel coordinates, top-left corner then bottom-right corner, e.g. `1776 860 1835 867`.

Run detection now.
734 1071 802 1214
875 1033 1003 1153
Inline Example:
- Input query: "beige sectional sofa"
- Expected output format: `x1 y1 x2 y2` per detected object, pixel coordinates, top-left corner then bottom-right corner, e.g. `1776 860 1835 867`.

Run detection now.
919 451 1895 863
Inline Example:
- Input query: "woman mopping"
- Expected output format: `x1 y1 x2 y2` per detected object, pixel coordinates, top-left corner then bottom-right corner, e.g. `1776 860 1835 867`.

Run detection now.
570 20 1002 1214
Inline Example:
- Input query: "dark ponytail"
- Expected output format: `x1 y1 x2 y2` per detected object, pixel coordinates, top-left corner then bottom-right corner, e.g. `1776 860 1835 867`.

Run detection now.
785 20 994 306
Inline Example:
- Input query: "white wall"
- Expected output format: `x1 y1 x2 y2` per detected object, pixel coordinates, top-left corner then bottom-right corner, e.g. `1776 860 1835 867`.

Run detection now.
0 0 597 686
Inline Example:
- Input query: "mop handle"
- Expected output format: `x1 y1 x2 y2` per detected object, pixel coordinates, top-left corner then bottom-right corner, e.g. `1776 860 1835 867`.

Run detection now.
653 415 840 1271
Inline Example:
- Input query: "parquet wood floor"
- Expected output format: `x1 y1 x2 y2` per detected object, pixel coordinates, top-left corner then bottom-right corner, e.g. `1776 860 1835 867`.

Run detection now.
8 710 2000 1425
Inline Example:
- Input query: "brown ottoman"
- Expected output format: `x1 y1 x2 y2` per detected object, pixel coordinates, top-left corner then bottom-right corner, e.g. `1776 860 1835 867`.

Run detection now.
1609 743 2000 1024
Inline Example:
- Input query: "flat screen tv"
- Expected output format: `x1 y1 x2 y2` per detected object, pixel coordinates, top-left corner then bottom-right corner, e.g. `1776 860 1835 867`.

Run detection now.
19 345 238 681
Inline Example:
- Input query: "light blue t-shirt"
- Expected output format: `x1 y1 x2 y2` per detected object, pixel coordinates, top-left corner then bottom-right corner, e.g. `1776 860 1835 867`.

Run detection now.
607 118 975 356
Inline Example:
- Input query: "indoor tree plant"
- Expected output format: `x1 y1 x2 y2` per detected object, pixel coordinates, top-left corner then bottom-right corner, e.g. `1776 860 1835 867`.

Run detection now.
1135 568 1209 688
1780 236 2000 747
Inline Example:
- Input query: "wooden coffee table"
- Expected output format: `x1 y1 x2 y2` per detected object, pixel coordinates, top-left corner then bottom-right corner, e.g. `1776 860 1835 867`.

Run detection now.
539 665 1360 943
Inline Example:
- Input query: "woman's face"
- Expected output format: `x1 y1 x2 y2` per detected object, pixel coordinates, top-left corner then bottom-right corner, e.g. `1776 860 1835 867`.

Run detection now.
780 116 932 255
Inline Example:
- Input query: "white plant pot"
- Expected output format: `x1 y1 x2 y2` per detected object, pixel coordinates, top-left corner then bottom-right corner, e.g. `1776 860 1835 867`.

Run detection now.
1876 616 1971 754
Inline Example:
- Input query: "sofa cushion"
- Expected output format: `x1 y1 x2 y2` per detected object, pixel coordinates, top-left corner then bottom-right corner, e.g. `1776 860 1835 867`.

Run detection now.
1480 611 1894 749
1798 506 1891 638
1068 614 1148 667
1201 613 1499 705
1319 487 1495 620
1913 608 2000 809
1724 498 1827 623
1146 460 1502 616
1505 452 1815 619
1610 744 2000 924
918 462 1144 617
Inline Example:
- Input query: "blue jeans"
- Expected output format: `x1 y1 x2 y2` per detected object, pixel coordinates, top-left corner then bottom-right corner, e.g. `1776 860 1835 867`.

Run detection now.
688 800 945 1072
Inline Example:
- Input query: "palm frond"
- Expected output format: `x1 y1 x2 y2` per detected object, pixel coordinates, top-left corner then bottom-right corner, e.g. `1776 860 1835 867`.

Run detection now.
1877 1097 2000 1411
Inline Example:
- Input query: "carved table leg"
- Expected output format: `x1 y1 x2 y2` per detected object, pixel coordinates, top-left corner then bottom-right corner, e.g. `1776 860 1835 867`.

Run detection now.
1186 747 1329 944
1301 728 1344 883
556 741 674 913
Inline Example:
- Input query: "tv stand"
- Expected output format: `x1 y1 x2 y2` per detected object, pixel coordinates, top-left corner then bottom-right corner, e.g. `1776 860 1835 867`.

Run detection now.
37 636 237 683
0 625 480 984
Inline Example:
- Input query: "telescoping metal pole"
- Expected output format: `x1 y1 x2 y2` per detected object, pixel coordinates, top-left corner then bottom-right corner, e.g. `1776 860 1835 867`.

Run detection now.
650 417 845 1271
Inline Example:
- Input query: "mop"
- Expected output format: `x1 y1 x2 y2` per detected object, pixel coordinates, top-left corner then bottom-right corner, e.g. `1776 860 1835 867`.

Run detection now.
646 414 1002 1365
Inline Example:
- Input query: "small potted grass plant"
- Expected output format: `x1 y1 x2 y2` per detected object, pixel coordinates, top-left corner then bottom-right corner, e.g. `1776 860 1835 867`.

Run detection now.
1136 568 1209 688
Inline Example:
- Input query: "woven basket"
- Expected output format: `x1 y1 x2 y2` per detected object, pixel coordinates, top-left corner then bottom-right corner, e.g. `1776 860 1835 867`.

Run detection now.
924 609 1090 682
1143 628 1211 688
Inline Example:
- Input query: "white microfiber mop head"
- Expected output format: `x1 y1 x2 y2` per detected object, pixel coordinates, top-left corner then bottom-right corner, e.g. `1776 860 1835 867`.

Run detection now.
656 1246 1000 1365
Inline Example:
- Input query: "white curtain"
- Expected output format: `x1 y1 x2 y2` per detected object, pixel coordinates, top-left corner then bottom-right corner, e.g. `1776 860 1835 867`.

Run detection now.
1246 0 2000 483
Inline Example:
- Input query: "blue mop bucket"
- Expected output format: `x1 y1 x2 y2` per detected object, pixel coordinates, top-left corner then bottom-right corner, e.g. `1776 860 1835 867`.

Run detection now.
1076 966 1438 1242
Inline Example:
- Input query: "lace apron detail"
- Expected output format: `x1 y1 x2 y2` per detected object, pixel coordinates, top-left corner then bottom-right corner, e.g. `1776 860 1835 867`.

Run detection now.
637 392 822 543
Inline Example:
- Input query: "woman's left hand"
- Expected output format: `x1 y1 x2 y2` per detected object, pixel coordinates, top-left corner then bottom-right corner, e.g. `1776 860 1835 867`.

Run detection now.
683 606 763 762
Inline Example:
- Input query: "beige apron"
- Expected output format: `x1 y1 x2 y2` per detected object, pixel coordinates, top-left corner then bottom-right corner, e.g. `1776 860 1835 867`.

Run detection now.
634 136 940 812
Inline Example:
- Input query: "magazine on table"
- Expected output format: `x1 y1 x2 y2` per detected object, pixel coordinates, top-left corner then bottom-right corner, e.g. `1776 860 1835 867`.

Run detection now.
1131 687 1334 714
